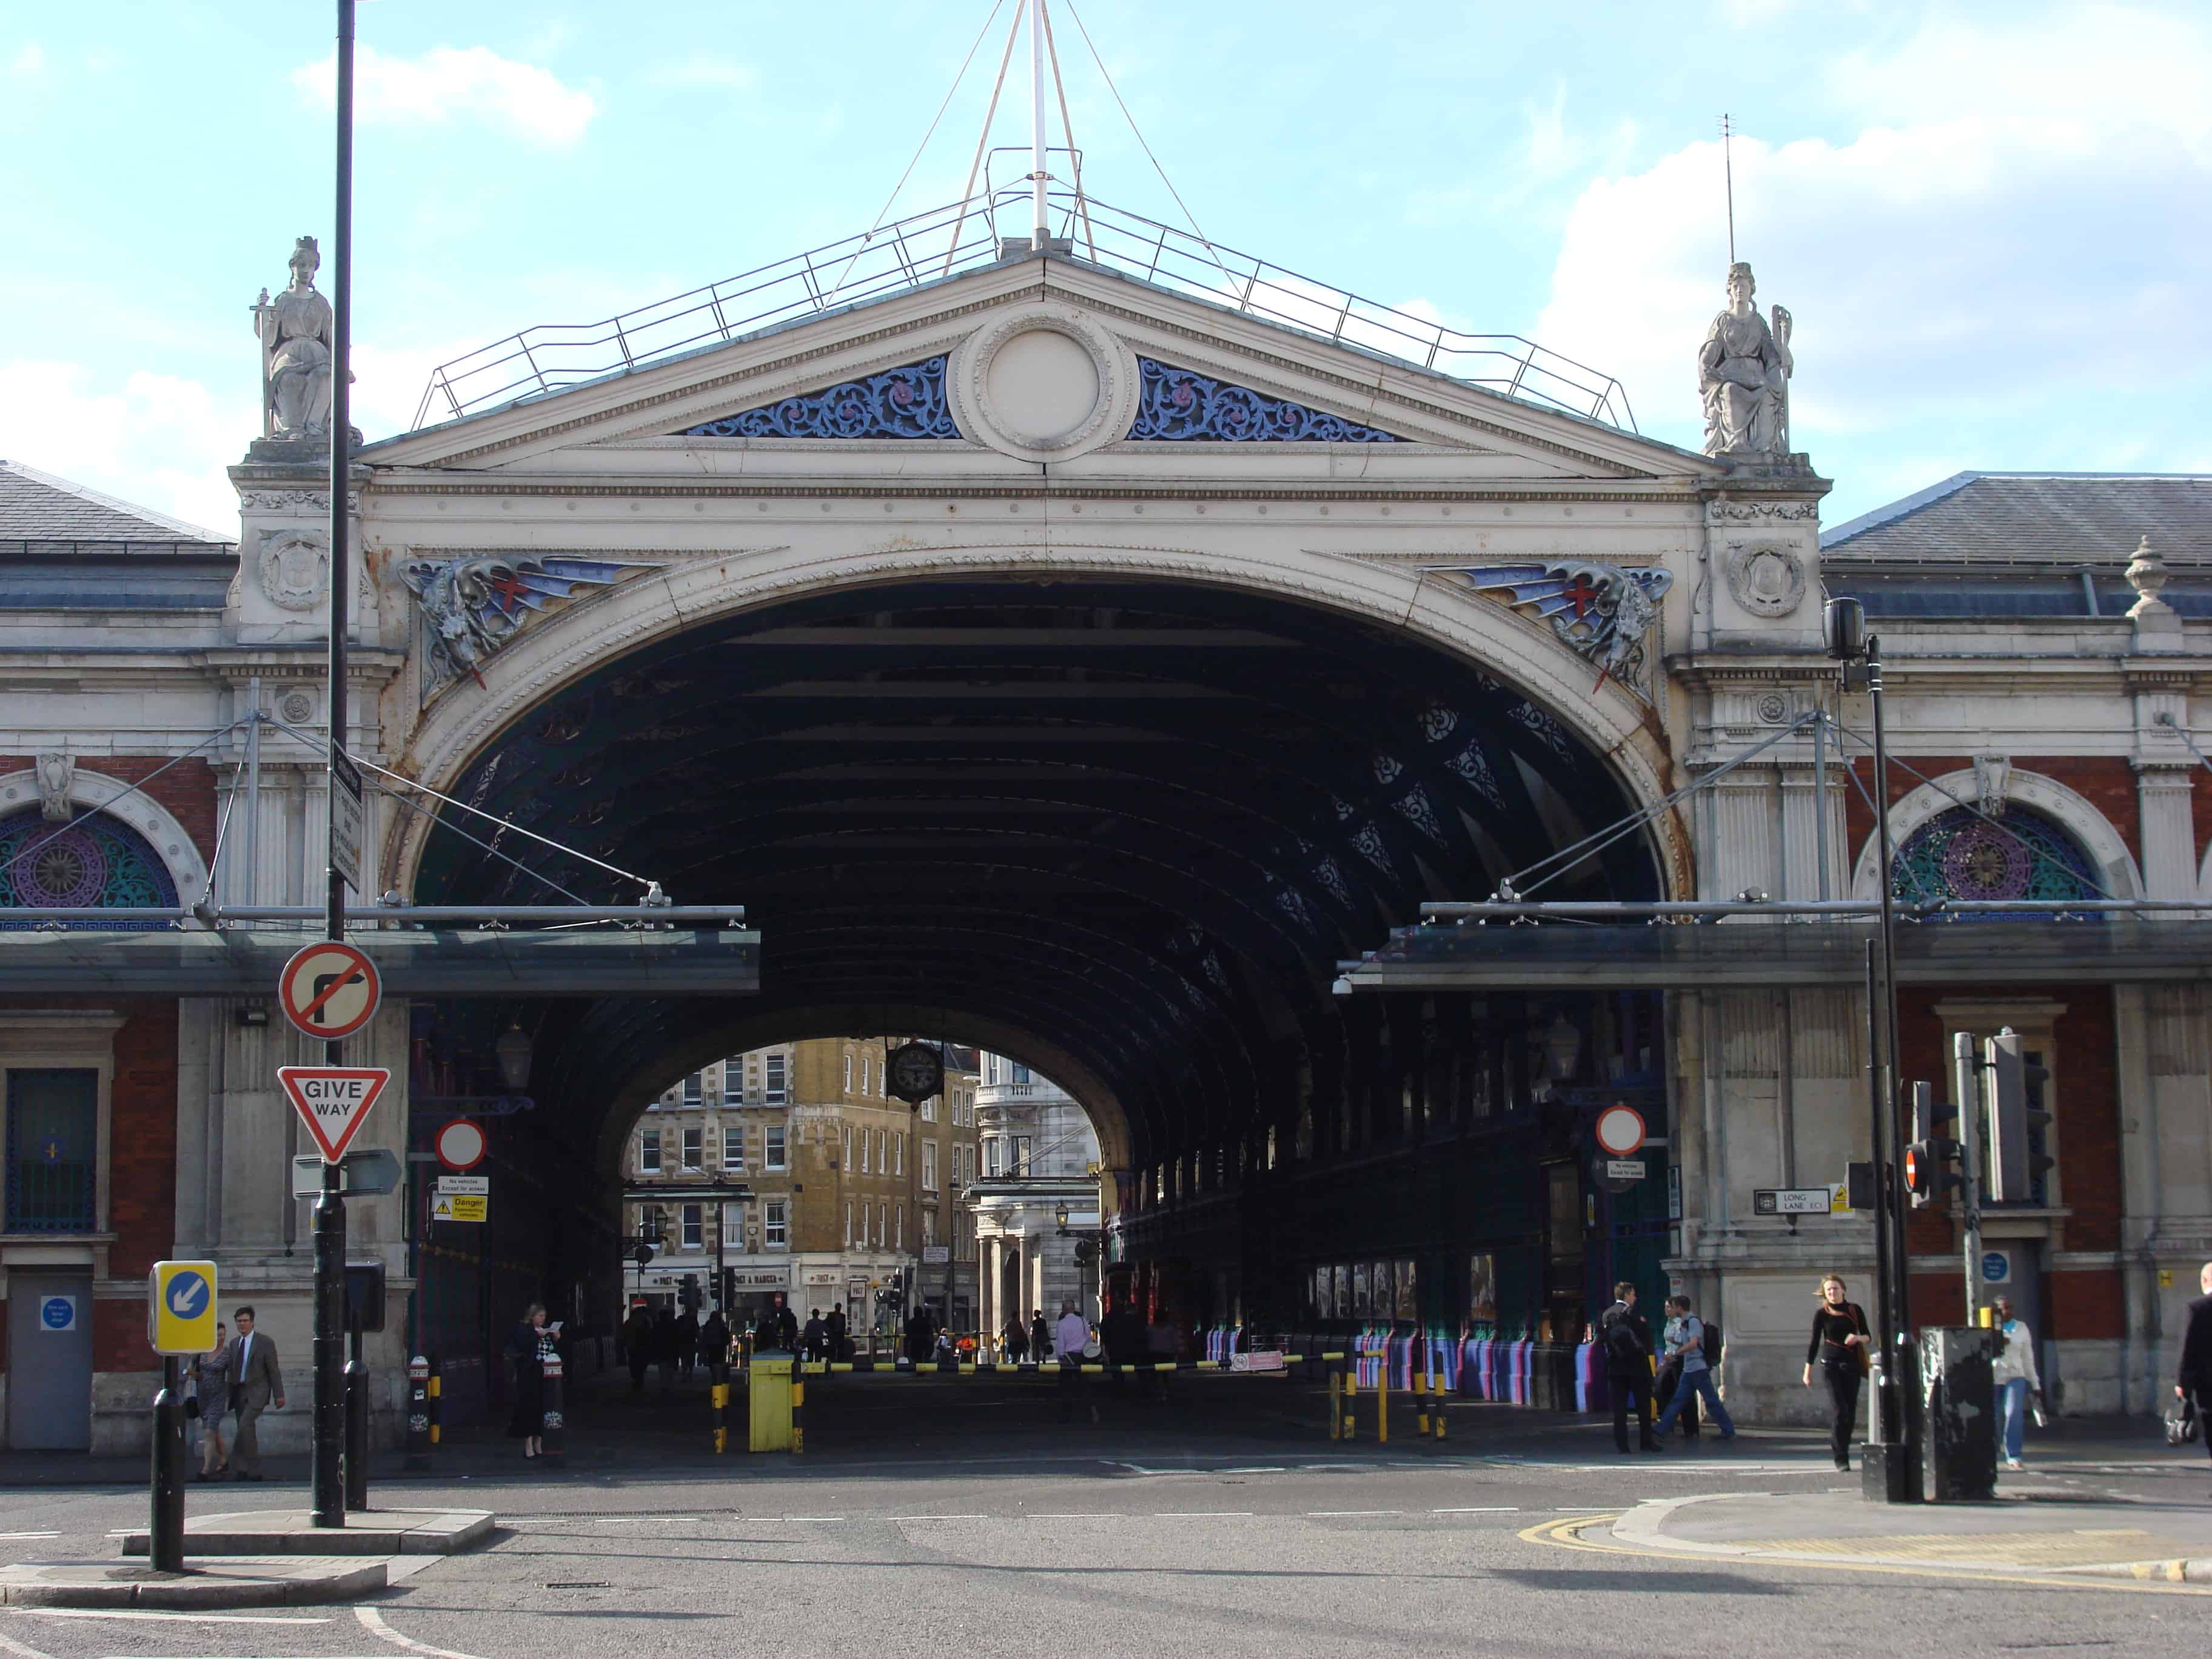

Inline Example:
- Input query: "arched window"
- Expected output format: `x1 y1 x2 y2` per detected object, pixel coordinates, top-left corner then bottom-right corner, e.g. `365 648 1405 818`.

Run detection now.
1890 805 2102 917
0 808 180 929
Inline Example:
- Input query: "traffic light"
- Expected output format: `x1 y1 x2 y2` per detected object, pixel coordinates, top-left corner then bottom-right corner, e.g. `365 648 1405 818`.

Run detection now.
1904 1079 1964 1208
1985 1027 2054 1202
680 1275 702 1313
631 1240 655 1267
718 1267 736 1308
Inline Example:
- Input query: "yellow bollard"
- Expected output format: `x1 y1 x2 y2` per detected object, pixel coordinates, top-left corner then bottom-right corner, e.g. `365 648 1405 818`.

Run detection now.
1329 1369 1342 1440
1378 1372 1389 1444
710 1381 729 1455
1414 1372 1429 1438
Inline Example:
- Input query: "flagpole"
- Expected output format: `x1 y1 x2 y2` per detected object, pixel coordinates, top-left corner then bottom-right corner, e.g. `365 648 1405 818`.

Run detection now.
1030 0 1048 249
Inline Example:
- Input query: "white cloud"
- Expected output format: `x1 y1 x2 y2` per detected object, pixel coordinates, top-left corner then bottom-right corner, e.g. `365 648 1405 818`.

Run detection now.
651 56 758 90
0 360 253 535
293 45 598 148
1531 5 2212 476
8 43 44 75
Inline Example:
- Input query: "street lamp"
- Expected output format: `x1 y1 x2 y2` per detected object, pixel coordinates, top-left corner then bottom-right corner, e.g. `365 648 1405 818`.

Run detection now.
1543 1011 1583 1083
1826 594 1914 1503
493 1021 533 1090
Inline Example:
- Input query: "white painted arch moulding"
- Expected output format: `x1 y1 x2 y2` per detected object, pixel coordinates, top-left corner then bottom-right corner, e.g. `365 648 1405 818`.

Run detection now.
384 538 1686 902
1847 768 2144 902
0 767 212 905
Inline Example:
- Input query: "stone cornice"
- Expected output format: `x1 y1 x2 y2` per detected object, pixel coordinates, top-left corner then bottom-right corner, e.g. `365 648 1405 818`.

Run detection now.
361 475 1708 508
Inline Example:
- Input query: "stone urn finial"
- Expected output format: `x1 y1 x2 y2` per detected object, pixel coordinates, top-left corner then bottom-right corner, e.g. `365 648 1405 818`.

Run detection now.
2126 534 2173 617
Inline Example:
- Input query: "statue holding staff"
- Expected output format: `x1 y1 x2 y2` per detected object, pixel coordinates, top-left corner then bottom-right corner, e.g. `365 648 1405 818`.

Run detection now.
1698 261 1793 457
252 236 335 439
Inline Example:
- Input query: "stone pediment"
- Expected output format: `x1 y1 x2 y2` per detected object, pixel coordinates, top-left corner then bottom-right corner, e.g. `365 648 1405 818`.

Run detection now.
361 255 1714 485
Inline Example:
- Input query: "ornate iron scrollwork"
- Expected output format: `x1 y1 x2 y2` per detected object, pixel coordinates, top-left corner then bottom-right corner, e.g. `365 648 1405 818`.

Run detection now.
1127 359 1399 442
680 357 962 440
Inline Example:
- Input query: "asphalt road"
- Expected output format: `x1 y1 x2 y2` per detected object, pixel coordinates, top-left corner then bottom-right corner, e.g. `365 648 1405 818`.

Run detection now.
4 1374 2208 1658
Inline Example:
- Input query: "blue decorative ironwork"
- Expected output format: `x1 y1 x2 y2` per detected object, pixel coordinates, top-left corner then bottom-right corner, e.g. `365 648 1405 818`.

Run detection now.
680 356 962 440
1128 358 1399 442
402 554 664 692
0 807 178 930
1439 562 1674 699
1891 806 2103 917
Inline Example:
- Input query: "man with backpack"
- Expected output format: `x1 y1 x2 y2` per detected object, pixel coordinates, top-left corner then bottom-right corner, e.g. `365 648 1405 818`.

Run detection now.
1652 1294 1735 1441
1601 1282 1662 1453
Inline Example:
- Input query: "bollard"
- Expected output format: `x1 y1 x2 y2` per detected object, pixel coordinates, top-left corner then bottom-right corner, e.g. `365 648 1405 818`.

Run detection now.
1433 1382 1448 1441
540 1350 566 1463
427 1357 442 1446
1377 1373 1389 1444
405 1356 432 1469
149 1356 186 1573
791 1372 805 1455
1414 1372 1429 1438
1328 1367 1343 1440
343 1354 369 1510
711 1381 729 1454
1341 1362 1358 1441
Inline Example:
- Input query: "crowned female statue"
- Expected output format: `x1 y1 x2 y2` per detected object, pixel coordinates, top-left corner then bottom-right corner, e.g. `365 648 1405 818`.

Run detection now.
253 236 336 439
1697 261 1792 457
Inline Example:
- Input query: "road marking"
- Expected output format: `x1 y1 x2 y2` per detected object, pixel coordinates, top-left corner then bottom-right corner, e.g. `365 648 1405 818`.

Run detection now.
11 1612 326 1625
1030 1513 1116 1519
1306 1510 1399 1517
1432 1507 1518 1513
1218 1466 1285 1473
1155 1512 1253 1518
0 1533 58 1540
783 1515 848 1522
891 1514 986 1521
356 1607 485 1659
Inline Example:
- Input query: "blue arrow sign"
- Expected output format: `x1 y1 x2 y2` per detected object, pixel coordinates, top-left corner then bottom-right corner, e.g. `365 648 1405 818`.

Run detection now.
166 1270 210 1319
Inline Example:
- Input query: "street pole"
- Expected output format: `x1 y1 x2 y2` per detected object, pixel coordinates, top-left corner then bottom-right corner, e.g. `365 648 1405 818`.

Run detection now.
1953 1033 1985 1320
1867 629 1917 1374
310 0 357 1531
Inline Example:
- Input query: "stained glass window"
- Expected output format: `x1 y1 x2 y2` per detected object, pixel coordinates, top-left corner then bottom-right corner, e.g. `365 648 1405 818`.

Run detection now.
1890 806 2102 917
0 807 179 929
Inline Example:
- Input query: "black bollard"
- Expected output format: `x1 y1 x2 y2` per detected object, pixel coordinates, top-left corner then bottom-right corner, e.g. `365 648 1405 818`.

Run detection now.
343 1320 369 1511
149 1356 186 1572
404 1355 431 1469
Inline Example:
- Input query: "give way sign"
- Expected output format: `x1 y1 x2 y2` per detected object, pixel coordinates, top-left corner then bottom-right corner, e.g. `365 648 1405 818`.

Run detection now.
278 1065 390 1164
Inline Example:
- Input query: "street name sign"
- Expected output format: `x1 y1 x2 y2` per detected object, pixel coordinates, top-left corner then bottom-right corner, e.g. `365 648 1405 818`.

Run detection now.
277 940 381 1040
329 746 365 896
278 1065 389 1162
289 1148 403 1198
148 1260 218 1355
1753 1187 1834 1216
432 1174 489 1223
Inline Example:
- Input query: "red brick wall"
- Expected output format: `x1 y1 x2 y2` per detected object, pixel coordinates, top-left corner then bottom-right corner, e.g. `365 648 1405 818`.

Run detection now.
1846 755 2140 872
0 756 218 863
2048 1269 2125 1340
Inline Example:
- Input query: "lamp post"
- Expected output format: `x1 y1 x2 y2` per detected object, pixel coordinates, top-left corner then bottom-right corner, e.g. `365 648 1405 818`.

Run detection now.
1826 595 1916 1503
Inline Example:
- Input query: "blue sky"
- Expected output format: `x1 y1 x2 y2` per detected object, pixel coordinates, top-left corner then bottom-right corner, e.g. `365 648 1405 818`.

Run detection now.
3 1 2206 532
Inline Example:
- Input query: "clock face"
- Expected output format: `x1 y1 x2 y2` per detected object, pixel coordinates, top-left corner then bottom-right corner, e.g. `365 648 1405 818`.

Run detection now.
888 1042 943 1104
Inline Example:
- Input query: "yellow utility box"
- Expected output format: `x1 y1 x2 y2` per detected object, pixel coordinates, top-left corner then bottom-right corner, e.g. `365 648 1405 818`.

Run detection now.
748 1355 794 1452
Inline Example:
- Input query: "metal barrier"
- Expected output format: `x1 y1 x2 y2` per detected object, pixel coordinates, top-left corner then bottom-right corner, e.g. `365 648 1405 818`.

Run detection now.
540 1351 566 1463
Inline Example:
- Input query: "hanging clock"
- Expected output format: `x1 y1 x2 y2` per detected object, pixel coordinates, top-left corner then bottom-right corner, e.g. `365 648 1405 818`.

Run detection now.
887 1041 945 1105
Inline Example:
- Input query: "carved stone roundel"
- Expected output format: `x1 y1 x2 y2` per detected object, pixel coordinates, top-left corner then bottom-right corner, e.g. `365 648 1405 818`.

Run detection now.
258 529 330 611
947 307 1138 464
1726 541 1805 619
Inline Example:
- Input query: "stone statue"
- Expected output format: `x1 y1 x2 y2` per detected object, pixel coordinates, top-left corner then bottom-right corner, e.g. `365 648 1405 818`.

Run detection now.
253 236 336 439
1698 261 1793 457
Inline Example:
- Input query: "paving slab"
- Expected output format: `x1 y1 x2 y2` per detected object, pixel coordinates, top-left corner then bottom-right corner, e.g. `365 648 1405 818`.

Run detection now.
0 1556 385 1608
116 1507 493 1557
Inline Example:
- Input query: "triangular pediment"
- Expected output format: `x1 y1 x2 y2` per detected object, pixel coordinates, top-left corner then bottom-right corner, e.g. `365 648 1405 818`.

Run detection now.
363 253 1718 484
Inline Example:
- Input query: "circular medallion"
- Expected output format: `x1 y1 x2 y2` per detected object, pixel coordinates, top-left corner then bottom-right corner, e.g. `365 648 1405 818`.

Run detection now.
279 689 317 725
258 531 330 612
18 825 106 907
947 308 1138 464
1942 822 2031 900
1754 691 1789 724
1725 542 1806 619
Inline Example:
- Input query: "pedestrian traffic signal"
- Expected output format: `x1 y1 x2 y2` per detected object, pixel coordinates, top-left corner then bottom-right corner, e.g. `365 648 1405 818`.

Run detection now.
680 1275 702 1313
1985 1027 2054 1202
1905 1080 1963 1208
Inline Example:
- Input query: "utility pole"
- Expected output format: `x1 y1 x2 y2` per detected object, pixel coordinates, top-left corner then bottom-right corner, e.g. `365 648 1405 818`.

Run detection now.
309 0 357 1532
1029 0 1049 249
1952 1033 1986 1319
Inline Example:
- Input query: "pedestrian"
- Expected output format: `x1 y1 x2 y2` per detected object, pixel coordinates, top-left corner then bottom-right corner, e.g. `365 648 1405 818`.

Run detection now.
621 1301 654 1392
1653 1295 1735 1442
1654 1303 1697 1439
803 1307 828 1361
1003 1314 1030 1364
190 1320 232 1480
1600 1282 1660 1453
1802 1273 1871 1472
1030 1309 1050 1369
904 1304 933 1362
825 1304 848 1361
672 1305 700 1380
1989 1295 2043 1472
774 1295 799 1352
700 1307 731 1385
505 1302 550 1459
225 1305 284 1481
1054 1296 1097 1423
753 1301 780 1353
2173 1260 2212 1481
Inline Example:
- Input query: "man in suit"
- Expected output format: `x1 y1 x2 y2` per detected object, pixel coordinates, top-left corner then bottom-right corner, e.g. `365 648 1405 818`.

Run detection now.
2179 1261 2212 1475
228 1305 286 1481
1601 1282 1661 1455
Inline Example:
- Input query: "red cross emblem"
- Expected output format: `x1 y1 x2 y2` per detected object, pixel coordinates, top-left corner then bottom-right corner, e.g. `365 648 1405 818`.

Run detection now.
488 569 532 612
1564 574 1600 620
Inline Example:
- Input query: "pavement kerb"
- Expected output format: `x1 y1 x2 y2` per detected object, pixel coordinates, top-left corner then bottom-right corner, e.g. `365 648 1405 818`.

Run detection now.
1609 1494 2212 1585
0 1558 387 1609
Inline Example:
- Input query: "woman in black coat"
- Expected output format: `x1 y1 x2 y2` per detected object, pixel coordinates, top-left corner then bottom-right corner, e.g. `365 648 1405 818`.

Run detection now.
505 1303 551 1458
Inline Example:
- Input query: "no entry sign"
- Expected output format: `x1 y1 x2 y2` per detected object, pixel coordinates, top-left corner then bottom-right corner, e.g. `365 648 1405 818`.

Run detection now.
278 1065 389 1163
1594 1104 1647 1158
434 1118 486 1171
278 940 381 1041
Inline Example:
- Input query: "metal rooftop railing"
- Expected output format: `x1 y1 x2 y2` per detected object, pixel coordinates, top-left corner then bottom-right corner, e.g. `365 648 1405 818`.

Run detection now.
410 187 1638 434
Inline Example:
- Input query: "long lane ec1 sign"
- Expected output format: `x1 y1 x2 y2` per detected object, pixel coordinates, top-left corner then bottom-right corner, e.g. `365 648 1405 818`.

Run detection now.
278 1065 389 1163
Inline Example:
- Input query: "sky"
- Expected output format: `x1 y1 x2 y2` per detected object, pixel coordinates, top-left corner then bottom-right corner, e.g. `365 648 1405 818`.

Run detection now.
2 0 2207 535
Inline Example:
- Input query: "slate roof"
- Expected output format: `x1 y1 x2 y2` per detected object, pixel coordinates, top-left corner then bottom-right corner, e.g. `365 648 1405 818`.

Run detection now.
0 458 233 553
1821 472 2212 567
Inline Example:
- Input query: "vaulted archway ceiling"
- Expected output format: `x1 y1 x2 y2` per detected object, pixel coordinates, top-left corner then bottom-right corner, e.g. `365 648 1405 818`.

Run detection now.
413 578 1659 1170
